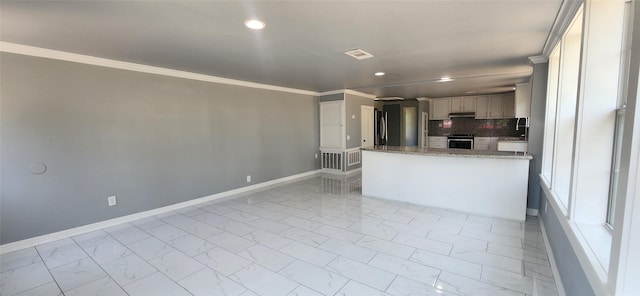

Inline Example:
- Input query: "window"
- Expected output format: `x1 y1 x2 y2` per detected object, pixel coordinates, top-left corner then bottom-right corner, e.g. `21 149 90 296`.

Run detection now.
551 8 583 207
541 46 561 184
539 0 633 290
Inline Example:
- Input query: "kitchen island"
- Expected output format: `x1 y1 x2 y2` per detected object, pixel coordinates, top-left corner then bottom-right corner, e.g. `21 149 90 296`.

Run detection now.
361 146 532 221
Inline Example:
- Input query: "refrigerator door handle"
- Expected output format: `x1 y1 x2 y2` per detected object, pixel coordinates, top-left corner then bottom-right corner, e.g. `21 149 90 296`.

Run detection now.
380 117 387 141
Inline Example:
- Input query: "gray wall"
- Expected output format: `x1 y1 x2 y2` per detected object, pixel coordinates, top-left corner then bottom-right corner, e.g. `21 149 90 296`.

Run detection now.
0 53 320 244
539 195 596 296
527 62 548 210
345 93 374 150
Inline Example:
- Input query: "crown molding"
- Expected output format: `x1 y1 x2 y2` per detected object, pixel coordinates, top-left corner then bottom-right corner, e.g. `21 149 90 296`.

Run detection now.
541 0 584 57
317 89 377 100
416 97 432 101
345 89 377 99
528 55 549 65
0 42 318 96
317 89 347 96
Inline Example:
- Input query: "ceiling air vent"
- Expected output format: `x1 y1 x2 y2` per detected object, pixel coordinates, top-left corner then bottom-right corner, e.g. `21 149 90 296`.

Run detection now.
344 49 374 60
376 97 404 101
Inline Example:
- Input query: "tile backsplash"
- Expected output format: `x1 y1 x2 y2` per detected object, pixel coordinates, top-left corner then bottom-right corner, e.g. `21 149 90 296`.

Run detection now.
429 117 526 137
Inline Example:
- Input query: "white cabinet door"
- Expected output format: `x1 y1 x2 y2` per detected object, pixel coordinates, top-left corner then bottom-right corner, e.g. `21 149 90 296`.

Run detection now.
474 137 491 150
450 97 463 113
450 97 475 113
462 97 476 112
515 82 531 117
431 99 451 120
488 95 504 119
429 136 447 149
502 94 516 118
474 137 499 150
320 101 345 148
476 96 490 119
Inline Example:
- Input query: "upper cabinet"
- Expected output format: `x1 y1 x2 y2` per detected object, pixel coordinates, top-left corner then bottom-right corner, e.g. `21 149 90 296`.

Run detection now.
450 97 476 113
488 95 504 118
515 82 531 118
476 93 515 119
476 96 490 119
429 92 515 120
502 93 516 118
431 98 451 120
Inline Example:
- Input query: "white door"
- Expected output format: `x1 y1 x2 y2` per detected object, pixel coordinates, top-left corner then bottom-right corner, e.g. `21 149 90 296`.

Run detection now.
422 112 429 147
361 105 374 147
320 101 345 148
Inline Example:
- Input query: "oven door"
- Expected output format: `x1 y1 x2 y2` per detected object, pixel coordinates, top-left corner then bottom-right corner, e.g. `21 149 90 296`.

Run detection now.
448 139 474 149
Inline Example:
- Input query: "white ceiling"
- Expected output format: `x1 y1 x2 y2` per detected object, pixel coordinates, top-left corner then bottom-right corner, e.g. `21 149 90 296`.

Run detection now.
0 0 562 98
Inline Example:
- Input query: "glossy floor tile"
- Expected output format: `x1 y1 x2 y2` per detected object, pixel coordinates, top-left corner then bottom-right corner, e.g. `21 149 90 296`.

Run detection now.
0 173 560 296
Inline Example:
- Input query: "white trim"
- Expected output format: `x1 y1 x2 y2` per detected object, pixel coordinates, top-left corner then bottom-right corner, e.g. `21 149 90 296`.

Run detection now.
345 90 377 99
528 55 549 65
317 89 377 100
542 0 585 57
0 169 321 255
539 217 568 296
416 97 432 101
317 89 347 96
526 208 539 216
321 167 362 176
0 42 318 96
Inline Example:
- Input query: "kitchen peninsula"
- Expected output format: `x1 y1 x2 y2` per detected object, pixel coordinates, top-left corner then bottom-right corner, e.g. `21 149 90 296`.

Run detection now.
361 146 532 221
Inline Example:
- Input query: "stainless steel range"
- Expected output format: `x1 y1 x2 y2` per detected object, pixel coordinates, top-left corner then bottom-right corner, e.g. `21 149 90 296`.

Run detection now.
447 134 474 149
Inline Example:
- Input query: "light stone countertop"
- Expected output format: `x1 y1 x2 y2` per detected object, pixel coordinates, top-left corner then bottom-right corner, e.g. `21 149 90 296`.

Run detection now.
361 145 533 160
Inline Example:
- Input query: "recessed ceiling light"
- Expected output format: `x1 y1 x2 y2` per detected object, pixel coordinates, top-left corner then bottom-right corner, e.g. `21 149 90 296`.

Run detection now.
244 19 266 30
512 87 517 90
374 72 385 76
438 76 452 82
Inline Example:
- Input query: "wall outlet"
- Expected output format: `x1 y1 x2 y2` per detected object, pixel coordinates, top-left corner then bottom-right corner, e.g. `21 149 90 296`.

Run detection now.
246 175 251 183
107 195 117 207
351 114 356 119
315 153 318 159
347 135 350 140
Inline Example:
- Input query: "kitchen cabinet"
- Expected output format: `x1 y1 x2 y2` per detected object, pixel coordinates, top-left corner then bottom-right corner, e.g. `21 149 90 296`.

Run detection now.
450 97 476 113
475 96 490 119
515 82 531 117
474 137 498 150
488 95 504 119
429 136 447 149
431 99 451 120
502 93 516 118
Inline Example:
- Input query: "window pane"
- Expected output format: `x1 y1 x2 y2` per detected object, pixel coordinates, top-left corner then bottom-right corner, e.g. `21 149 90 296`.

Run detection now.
552 10 583 207
542 45 561 182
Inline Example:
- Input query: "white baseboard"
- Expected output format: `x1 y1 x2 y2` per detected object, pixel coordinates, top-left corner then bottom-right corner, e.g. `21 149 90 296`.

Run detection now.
527 208 539 216
539 217 567 296
320 168 362 176
0 169 321 255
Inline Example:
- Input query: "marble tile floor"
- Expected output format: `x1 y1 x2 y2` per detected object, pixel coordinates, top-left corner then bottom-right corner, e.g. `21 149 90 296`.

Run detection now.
0 173 560 296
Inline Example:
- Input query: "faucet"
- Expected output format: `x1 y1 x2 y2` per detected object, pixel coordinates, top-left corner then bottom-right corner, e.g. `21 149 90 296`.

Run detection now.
515 117 523 131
